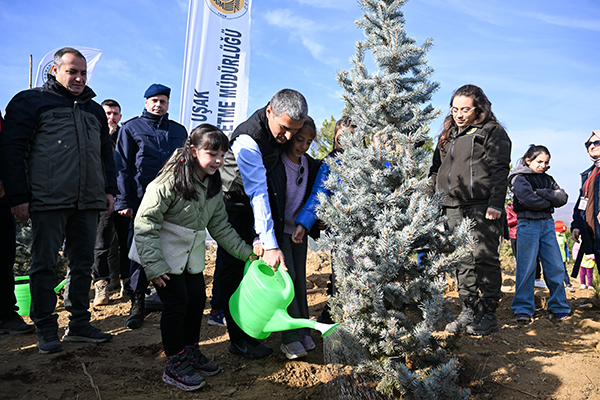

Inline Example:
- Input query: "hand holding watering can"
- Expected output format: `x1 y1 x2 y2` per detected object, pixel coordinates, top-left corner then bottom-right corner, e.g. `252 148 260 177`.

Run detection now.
251 241 288 272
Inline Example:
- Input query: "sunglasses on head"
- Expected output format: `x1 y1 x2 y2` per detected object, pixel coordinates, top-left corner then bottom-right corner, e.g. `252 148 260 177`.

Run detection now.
585 140 600 149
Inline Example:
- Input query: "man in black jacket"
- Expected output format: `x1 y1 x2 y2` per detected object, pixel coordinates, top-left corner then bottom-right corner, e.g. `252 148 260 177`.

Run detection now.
91 99 128 306
0 113 34 335
0 47 117 354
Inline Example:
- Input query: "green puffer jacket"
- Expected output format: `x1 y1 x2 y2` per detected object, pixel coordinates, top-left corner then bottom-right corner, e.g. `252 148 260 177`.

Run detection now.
134 165 252 281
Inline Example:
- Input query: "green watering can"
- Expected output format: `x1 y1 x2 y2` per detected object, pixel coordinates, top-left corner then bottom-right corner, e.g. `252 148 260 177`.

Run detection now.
14 276 67 317
229 259 339 340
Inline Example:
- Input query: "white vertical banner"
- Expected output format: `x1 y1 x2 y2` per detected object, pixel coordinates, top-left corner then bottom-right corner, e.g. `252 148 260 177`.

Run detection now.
179 0 252 135
34 46 102 88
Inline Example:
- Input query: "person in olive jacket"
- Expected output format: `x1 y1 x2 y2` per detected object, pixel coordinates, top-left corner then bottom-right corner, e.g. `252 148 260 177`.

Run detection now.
0 47 117 354
429 84 511 336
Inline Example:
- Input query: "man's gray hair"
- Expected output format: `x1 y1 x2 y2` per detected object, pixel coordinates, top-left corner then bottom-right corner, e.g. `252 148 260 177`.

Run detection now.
270 89 308 121
53 47 86 68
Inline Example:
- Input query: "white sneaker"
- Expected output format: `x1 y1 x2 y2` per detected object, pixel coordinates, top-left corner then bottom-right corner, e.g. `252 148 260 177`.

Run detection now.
534 279 547 289
580 284 587 290
588 286 596 291
280 342 307 360
93 280 109 306
566 284 575 293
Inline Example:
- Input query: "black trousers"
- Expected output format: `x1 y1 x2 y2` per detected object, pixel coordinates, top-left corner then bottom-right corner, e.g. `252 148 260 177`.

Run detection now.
125 218 150 294
0 201 17 318
155 270 206 356
214 203 256 344
445 204 503 300
29 209 97 331
92 211 131 282
113 213 131 280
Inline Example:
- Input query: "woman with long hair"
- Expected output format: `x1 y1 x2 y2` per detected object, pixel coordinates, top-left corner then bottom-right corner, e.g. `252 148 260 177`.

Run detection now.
429 84 512 336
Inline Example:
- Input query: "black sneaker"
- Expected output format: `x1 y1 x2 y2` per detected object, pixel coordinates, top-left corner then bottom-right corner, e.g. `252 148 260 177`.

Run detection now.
37 330 63 354
163 351 206 391
184 344 221 376
62 324 112 343
0 312 34 335
554 313 570 321
229 340 273 360
126 292 145 329
515 313 531 323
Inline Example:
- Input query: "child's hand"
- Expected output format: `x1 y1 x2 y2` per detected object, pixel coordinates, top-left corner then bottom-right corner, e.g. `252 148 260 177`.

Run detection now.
152 274 170 287
292 225 306 244
253 241 264 257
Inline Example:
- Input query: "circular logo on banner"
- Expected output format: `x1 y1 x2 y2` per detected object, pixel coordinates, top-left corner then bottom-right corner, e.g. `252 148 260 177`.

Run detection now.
206 0 248 19
41 60 54 84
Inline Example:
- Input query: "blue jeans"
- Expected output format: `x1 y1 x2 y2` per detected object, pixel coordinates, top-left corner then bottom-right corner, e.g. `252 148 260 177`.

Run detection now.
512 218 571 316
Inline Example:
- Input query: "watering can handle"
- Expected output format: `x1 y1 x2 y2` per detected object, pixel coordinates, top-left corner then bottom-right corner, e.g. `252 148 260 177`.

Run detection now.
274 266 294 301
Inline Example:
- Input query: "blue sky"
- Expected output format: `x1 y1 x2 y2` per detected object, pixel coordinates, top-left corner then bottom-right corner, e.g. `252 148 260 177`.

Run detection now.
1 0 599 202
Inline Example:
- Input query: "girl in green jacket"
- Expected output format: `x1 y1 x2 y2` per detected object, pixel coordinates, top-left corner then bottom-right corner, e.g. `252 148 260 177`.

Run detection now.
133 124 253 392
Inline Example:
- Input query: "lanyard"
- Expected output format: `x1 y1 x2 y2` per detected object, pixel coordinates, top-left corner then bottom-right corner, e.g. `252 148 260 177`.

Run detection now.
584 166 600 198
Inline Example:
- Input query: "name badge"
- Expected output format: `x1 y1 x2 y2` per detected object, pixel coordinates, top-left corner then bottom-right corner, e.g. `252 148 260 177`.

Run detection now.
579 197 588 210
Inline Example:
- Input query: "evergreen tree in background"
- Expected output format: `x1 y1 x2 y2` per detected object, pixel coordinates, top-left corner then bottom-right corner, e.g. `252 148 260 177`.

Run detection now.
318 0 472 398
311 115 337 159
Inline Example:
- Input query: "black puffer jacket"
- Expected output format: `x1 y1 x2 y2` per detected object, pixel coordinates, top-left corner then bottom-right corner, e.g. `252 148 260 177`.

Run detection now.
0 75 117 211
431 121 511 210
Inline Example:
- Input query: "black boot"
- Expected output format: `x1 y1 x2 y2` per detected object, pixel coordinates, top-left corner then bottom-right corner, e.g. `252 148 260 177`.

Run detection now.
465 298 499 336
445 295 478 333
126 292 145 329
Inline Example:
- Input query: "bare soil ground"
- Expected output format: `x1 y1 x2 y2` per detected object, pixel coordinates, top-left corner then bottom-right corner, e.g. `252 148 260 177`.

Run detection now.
1 248 600 400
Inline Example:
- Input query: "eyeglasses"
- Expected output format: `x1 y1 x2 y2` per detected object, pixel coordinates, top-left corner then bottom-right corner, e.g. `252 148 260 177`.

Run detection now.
450 107 476 115
296 165 305 186
585 140 600 149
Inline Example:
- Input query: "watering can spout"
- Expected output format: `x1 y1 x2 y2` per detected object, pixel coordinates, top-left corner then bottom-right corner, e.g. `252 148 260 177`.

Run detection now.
263 309 340 337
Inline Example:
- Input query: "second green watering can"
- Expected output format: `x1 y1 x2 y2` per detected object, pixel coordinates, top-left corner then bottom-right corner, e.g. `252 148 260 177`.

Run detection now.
229 259 339 340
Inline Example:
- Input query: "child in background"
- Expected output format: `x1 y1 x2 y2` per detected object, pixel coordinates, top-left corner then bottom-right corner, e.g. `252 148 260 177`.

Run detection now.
509 145 571 322
508 202 548 288
258 117 321 359
572 241 596 290
293 116 355 325
133 124 253 391
554 221 575 292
